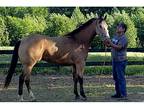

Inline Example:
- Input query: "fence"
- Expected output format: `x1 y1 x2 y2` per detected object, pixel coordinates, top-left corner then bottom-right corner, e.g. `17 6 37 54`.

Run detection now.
0 48 144 68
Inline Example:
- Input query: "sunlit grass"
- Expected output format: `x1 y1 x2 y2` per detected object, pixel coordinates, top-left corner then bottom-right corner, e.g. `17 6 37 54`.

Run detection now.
87 52 144 61
0 52 144 63
0 47 14 50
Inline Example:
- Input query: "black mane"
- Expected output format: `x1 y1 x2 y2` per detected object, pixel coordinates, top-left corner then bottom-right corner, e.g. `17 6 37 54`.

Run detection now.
65 18 96 38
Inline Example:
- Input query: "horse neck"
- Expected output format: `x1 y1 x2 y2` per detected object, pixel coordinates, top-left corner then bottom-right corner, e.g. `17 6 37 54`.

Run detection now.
74 21 96 45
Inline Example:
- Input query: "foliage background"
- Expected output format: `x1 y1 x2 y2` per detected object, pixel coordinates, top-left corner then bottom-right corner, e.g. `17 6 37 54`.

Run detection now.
0 7 144 48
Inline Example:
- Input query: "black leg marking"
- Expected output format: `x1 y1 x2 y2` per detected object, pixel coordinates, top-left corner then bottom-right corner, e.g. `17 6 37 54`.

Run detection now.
18 74 25 96
74 78 80 99
78 76 87 100
25 79 31 93
73 66 80 100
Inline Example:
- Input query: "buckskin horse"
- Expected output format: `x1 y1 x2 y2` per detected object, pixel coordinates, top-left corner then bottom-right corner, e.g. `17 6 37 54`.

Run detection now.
4 16 110 101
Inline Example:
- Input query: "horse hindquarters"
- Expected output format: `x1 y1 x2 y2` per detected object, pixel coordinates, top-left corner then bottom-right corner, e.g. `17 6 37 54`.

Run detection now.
18 38 45 101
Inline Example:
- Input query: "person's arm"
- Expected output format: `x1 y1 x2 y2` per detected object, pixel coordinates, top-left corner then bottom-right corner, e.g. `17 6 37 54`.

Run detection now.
105 38 122 50
109 40 122 50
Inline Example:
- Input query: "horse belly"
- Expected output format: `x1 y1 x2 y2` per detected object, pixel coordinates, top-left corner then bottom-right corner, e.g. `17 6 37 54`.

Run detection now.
56 55 73 64
42 51 73 65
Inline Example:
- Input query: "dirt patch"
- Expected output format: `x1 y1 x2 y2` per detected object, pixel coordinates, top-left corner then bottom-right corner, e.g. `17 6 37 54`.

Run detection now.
0 74 144 102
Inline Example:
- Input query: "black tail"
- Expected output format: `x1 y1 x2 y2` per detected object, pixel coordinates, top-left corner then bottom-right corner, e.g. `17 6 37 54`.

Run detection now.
4 41 21 88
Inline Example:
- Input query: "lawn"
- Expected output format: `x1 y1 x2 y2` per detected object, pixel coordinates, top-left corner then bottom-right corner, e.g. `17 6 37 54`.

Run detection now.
87 52 144 62
0 52 144 63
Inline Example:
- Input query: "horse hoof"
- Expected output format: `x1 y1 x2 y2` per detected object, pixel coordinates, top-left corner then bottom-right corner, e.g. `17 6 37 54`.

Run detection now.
19 99 25 102
31 99 37 102
80 95 87 101
81 97 87 101
18 95 25 102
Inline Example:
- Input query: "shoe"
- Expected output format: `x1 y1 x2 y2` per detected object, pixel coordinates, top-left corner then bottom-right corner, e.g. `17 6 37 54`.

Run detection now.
111 94 127 99
111 94 121 98
118 96 128 100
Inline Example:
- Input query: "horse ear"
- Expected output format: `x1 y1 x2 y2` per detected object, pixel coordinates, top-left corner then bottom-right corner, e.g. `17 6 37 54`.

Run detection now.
96 15 100 19
104 15 107 20
99 15 103 19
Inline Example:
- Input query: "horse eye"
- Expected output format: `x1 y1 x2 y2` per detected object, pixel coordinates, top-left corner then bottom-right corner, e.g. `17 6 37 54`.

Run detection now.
99 25 102 29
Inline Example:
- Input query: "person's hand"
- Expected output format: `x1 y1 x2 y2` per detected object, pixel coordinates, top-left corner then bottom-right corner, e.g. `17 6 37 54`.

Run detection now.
103 38 111 47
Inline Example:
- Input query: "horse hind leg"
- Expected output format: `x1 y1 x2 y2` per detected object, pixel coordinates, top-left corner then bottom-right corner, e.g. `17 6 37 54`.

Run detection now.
18 64 36 101
25 73 36 101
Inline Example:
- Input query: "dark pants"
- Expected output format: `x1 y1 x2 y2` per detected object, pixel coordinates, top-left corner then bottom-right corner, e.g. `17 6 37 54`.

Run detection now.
112 60 127 96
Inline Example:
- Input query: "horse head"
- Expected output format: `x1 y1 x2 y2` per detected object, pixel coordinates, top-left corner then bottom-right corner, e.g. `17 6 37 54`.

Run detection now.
95 15 110 41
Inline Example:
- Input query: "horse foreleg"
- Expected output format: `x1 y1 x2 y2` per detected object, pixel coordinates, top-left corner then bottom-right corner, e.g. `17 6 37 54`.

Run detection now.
72 65 80 100
78 76 86 100
76 62 87 100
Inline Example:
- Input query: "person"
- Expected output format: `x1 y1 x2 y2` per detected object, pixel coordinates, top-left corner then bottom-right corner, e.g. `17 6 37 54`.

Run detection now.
104 22 128 98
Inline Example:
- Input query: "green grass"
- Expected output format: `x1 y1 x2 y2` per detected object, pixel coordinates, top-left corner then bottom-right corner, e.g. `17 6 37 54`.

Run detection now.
87 52 144 62
1 65 144 76
0 46 144 62
0 46 14 50
0 52 144 63
0 54 12 63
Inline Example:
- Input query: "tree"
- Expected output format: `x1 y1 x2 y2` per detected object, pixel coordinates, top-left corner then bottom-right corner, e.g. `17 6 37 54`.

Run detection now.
6 15 47 45
86 12 97 20
0 16 9 46
0 7 49 18
71 7 86 27
131 11 144 48
44 13 76 36
48 7 74 17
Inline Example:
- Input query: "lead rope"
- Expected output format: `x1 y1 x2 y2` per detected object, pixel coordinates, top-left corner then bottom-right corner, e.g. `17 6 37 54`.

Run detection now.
98 46 107 83
103 46 107 72
98 35 109 83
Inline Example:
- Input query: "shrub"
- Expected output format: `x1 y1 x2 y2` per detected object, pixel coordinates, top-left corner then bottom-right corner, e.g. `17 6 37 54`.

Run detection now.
86 12 97 20
0 16 10 46
0 7 49 18
6 15 47 45
23 15 47 34
131 11 144 48
71 7 86 27
44 13 76 36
